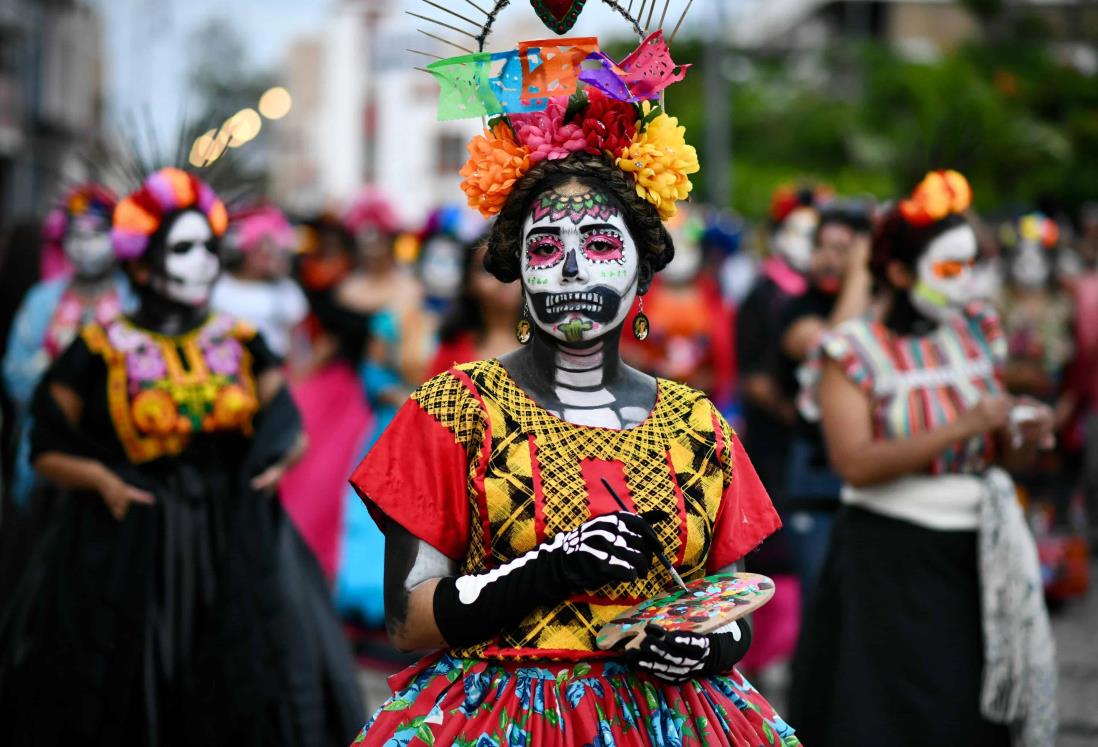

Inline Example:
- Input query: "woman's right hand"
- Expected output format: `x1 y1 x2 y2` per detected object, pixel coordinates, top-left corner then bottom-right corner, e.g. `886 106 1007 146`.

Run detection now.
96 469 155 521
550 511 661 592
960 395 1014 438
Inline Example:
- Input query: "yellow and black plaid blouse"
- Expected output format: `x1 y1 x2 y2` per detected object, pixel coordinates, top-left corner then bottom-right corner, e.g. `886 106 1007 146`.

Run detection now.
350 359 780 661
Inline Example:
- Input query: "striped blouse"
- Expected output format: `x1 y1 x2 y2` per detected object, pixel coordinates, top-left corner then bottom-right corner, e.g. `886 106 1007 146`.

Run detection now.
805 302 1007 476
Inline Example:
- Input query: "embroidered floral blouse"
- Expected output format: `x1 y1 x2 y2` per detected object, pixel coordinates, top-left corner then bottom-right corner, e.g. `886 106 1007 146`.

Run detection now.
31 314 276 467
350 359 780 661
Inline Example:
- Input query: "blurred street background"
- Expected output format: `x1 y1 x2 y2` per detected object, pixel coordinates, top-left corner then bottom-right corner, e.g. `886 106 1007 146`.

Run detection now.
2 0 1097 742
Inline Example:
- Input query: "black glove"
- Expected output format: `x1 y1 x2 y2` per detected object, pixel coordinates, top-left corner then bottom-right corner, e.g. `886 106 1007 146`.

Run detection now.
434 511 660 648
624 619 753 683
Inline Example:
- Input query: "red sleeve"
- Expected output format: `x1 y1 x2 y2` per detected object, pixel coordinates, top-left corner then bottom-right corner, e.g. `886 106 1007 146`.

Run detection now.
707 415 782 572
348 374 479 560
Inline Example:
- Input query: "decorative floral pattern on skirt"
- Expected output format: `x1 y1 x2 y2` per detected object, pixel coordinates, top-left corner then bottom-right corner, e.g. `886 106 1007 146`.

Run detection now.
353 653 800 747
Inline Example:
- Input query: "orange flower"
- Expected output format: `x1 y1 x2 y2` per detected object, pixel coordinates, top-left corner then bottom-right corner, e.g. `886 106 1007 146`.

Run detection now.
459 123 532 218
211 384 258 430
900 170 972 226
132 389 178 436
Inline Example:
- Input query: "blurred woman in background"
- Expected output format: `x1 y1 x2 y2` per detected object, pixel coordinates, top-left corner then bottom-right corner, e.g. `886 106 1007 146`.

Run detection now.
790 171 1056 746
426 238 521 377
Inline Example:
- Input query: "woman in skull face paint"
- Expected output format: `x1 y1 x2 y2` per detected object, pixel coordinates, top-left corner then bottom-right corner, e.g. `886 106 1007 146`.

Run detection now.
0 168 364 746
789 172 1057 746
348 151 796 746
3 185 132 508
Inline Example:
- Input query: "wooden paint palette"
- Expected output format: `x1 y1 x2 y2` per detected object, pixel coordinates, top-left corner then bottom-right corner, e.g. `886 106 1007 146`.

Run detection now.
596 572 775 651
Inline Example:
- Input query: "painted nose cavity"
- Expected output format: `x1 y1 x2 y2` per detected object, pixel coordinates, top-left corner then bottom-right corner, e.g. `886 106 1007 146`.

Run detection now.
562 248 585 282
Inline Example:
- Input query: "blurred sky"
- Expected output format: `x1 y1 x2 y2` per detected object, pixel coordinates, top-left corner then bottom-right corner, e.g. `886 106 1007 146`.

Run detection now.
91 0 734 150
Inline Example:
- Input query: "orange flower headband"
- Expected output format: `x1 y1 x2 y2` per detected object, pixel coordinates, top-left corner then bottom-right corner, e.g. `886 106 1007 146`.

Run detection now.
112 167 228 260
899 170 972 227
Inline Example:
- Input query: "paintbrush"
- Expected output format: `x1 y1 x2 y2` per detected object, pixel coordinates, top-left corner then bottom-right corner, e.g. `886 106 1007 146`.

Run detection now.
600 477 689 593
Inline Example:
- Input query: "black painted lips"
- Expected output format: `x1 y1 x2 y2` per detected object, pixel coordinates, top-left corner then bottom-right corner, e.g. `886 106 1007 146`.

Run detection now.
528 285 621 324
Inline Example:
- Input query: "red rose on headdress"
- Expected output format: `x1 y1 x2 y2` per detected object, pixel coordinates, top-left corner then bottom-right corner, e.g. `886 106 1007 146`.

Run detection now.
577 88 638 158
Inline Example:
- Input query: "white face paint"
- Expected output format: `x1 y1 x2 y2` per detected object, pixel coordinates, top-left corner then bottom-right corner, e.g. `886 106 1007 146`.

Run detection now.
661 240 702 284
63 215 114 277
910 224 978 322
154 211 220 307
1011 241 1051 289
773 207 817 272
419 236 465 302
520 184 639 346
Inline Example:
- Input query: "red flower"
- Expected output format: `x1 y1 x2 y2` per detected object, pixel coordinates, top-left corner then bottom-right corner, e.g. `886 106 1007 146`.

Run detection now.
577 88 639 158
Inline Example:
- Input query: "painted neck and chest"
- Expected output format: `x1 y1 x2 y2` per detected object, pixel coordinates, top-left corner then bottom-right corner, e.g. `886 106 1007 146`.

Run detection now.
500 180 656 429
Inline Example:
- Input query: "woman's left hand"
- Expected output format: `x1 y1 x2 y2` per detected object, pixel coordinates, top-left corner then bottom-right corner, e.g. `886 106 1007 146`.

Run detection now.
251 461 289 494
625 620 751 683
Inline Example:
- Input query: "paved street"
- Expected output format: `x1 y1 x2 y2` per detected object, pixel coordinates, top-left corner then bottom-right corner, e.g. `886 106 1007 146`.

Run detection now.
1053 564 1098 746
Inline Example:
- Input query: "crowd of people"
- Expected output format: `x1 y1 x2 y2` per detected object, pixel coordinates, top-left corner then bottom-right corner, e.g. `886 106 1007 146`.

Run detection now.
0 17 1092 744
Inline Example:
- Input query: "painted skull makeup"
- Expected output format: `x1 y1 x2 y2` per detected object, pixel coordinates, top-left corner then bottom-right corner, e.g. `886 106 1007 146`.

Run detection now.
154 211 220 307
910 224 978 323
520 186 639 345
1011 242 1051 289
63 215 115 278
773 206 818 272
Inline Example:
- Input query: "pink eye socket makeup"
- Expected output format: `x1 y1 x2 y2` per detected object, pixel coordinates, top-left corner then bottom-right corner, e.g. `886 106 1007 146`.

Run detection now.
525 234 565 268
581 229 624 263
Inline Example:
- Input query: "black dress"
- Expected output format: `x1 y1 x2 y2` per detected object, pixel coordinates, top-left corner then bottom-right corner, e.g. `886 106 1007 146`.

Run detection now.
0 314 364 746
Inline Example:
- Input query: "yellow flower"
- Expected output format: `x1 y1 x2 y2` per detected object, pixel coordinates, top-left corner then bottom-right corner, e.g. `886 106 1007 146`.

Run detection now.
617 104 699 221
132 389 178 436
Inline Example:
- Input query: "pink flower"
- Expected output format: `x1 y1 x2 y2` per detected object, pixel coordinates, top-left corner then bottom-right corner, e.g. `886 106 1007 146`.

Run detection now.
204 339 242 376
127 347 167 382
509 98 588 165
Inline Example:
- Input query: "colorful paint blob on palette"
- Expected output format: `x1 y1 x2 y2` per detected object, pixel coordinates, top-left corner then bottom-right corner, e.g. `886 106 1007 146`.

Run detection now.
596 572 776 650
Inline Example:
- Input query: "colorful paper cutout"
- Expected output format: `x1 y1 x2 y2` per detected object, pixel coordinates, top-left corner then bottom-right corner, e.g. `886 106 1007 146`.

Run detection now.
489 50 547 114
518 36 598 104
427 53 503 121
618 30 689 101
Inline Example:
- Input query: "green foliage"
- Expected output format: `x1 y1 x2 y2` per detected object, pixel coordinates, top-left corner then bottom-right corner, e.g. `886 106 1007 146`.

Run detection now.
667 37 1098 218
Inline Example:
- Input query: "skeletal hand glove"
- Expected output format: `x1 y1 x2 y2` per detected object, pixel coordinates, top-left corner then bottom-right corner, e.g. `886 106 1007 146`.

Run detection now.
625 620 753 683
434 511 660 648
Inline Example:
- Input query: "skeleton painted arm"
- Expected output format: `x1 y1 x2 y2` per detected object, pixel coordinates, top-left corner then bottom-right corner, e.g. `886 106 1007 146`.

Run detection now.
383 512 660 652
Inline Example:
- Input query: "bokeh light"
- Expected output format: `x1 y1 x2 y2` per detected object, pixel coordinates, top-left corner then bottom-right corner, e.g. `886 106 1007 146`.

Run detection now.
223 107 262 147
188 128 230 167
258 86 292 120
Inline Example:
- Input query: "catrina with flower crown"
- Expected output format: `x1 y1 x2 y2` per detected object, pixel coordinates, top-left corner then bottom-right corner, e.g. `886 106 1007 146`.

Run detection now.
347 2 799 745
0 166 365 744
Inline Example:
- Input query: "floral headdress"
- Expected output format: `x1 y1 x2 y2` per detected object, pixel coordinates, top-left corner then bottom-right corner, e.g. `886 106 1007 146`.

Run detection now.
411 1 700 221
111 167 228 260
42 183 118 244
230 205 296 253
899 170 972 227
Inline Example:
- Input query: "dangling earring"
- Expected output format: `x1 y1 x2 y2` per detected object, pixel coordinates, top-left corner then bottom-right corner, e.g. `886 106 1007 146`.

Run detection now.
632 296 650 341
516 303 532 345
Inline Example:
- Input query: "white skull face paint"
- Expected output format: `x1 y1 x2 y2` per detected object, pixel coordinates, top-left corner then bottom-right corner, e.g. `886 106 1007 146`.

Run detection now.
1011 241 1051 289
154 211 220 307
773 206 818 272
419 236 465 303
63 215 114 277
910 224 978 323
520 183 639 345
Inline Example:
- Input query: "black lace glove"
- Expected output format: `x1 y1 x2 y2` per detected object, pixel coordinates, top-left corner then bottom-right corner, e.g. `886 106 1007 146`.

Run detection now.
434 511 660 648
624 619 753 683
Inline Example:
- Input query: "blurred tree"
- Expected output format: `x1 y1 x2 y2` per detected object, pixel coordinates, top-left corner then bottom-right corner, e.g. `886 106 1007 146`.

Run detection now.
187 19 273 130
669 37 1097 221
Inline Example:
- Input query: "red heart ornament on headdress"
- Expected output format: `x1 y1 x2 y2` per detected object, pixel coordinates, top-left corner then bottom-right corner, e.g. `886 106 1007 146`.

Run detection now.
530 0 588 35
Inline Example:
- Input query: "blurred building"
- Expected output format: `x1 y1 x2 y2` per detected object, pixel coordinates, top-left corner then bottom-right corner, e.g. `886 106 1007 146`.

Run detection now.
271 0 547 224
0 0 105 224
732 0 1098 57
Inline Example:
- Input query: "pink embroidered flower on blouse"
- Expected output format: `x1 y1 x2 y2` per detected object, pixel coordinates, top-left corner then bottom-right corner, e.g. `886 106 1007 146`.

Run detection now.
510 98 587 165
108 320 150 353
203 339 243 376
127 347 167 383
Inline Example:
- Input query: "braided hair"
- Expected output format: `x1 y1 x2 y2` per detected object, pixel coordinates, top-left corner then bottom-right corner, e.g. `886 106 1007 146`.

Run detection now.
484 153 674 286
